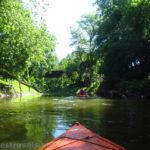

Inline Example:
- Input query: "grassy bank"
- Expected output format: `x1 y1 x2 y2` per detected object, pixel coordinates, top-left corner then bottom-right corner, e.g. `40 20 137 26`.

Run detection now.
0 79 39 97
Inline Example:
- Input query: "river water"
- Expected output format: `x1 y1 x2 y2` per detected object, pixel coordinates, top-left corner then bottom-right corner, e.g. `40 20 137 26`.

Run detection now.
0 96 150 150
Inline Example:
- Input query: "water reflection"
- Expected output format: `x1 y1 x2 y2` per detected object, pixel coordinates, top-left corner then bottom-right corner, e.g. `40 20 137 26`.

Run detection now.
0 96 150 150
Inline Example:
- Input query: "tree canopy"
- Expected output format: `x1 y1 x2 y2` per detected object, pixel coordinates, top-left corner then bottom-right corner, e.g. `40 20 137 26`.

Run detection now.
52 0 150 98
0 0 150 98
0 0 56 90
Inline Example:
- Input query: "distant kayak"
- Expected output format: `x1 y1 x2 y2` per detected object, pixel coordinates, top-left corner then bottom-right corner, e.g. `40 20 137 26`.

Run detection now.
39 122 126 150
76 88 87 99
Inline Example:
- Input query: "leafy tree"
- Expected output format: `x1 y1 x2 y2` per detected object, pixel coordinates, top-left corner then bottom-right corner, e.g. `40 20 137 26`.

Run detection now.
0 0 56 91
21 0 50 25
95 0 150 94
0 0 34 75
69 13 101 90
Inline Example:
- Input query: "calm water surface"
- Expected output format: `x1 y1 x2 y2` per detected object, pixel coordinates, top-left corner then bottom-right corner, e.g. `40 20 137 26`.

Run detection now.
0 96 150 150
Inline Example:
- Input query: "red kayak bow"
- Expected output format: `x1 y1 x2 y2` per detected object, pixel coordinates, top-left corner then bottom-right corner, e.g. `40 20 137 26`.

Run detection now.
39 122 126 150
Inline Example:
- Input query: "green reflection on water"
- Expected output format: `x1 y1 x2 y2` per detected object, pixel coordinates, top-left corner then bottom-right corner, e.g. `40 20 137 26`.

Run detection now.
0 96 150 150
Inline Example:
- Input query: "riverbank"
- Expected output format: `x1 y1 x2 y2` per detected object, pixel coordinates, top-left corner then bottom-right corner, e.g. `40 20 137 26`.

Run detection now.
98 89 150 100
0 79 40 98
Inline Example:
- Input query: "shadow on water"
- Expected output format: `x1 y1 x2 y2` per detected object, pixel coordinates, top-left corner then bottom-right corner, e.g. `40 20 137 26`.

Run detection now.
0 96 150 150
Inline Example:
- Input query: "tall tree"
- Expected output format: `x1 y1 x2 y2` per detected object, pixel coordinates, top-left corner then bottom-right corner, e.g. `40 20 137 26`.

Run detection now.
95 0 150 92
68 13 101 90
0 0 56 90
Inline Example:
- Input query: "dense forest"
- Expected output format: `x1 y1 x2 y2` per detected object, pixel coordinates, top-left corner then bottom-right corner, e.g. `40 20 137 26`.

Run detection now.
0 0 150 99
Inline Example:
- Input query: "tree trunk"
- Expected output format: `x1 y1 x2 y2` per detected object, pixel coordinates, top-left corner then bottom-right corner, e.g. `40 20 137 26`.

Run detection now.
19 81 22 96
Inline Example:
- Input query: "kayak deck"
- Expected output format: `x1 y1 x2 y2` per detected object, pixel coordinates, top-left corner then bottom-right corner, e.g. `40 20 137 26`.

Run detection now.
39 122 126 150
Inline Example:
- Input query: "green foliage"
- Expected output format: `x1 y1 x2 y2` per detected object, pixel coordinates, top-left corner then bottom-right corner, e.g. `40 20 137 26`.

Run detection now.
0 0 57 91
95 0 150 94
66 14 101 90
1 0 149 97
56 0 150 97
0 0 33 74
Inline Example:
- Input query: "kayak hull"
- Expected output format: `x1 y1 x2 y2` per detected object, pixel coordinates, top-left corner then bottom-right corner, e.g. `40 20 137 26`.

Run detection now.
39 122 126 150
